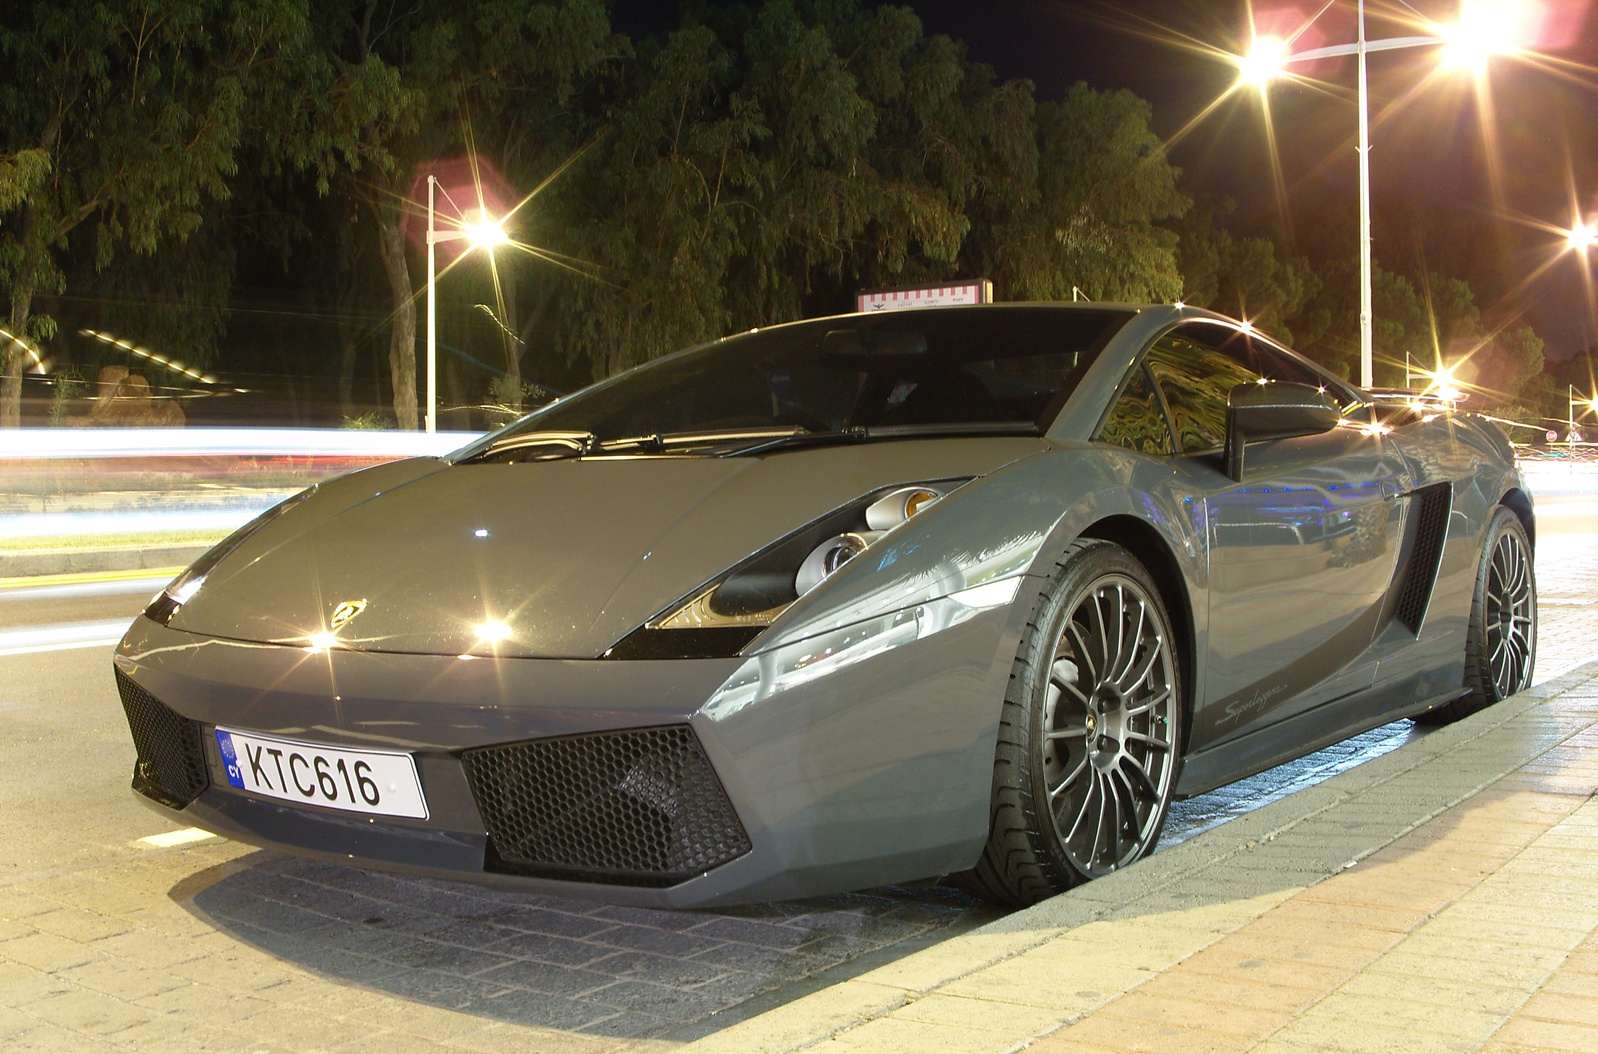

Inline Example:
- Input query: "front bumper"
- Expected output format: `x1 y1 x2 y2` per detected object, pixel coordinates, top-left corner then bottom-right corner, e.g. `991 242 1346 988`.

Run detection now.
114 599 1025 907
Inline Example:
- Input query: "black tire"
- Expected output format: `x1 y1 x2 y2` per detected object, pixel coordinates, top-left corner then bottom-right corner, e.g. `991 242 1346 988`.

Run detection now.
965 538 1185 906
1417 506 1536 725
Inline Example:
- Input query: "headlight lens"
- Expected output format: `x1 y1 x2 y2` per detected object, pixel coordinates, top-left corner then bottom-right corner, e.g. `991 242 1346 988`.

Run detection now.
795 531 881 596
604 479 965 659
865 486 941 530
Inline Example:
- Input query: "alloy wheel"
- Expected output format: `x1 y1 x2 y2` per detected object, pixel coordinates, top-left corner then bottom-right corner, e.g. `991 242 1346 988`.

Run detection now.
1041 575 1177 876
1486 528 1535 698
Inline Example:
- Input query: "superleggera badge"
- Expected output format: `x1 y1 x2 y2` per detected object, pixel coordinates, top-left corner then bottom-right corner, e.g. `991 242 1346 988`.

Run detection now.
329 599 368 631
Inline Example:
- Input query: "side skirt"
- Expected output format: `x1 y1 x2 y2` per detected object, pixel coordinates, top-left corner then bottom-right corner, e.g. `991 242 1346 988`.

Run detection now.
1175 683 1469 798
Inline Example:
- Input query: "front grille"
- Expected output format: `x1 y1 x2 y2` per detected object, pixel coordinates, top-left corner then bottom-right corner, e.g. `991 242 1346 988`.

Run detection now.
1395 484 1452 633
115 669 209 808
462 725 752 887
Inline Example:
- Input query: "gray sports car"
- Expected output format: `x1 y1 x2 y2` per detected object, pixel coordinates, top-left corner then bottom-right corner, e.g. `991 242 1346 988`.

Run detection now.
114 304 1537 907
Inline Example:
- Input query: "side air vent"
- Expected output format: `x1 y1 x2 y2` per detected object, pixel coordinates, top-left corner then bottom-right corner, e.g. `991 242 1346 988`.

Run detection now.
1395 483 1452 634
115 669 210 808
461 725 752 888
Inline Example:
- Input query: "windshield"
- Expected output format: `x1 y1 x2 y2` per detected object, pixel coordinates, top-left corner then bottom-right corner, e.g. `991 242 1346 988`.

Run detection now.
473 306 1132 454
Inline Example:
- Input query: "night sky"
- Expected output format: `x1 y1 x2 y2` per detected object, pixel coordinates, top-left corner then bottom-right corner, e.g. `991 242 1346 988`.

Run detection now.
616 1 1598 357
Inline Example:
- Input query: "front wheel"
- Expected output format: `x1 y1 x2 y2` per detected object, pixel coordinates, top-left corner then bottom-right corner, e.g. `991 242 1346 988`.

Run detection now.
967 539 1184 906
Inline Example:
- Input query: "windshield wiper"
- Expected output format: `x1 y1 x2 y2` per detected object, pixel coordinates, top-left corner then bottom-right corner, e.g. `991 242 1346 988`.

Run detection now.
599 428 809 454
456 430 596 464
722 428 868 457
726 422 1038 457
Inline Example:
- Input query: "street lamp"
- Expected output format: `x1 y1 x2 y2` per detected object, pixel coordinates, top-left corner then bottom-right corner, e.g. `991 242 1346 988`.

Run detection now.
1569 385 1597 443
1568 222 1598 252
1237 1 1522 390
425 174 508 434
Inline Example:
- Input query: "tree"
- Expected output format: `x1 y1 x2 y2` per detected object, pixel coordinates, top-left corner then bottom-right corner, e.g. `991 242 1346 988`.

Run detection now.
554 1 973 376
978 84 1188 303
1175 195 1317 346
0 151 50 214
550 23 759 376
723 1 968 325
290 0 614 426
844 9 1038 297
0 0 316 426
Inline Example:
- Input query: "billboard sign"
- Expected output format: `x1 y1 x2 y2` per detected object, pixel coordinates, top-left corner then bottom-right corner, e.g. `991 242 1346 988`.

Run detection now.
856 280 993 313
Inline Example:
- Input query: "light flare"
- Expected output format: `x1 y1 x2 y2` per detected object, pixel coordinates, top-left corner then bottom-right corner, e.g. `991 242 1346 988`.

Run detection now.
474 620 513 644
1237 35 1289 89
1440 1 1526 73
464 215 510 251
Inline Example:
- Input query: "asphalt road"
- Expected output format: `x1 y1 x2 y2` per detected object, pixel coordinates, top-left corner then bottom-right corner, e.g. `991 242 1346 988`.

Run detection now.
2 497 1595 1046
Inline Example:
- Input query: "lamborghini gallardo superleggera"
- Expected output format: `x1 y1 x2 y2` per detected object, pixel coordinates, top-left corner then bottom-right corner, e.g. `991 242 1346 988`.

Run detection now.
115 304 1535 906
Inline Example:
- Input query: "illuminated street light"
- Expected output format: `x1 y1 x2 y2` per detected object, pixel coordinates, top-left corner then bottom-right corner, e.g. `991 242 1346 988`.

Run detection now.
1441 0 1524 72
1236 36 1290 89
1568 222 1598 252
1570 384 1598 443
425 175 509 434
1236 1 1525 390
1404 353 1463 400
465 217 510 251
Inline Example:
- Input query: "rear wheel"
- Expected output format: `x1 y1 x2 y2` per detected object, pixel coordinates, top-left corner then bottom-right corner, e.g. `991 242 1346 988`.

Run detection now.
967 539 1184 906
1418 506 1536 725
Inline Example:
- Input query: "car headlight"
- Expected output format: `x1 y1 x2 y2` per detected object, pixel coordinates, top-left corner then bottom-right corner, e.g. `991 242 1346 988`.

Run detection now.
604 480 965 659
144 486 318 626
701 576 1024 721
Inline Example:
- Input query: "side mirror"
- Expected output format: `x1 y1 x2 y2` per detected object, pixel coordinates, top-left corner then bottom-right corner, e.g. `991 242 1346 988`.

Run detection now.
1225 381 1342 481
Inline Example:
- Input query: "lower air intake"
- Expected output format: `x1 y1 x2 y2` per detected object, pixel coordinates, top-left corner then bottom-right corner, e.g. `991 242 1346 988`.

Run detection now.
115 669 210 808
462 725 752 887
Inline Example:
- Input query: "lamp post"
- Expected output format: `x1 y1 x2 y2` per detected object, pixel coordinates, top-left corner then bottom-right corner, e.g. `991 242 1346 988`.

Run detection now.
1238 1 1521 390
424 174 509 433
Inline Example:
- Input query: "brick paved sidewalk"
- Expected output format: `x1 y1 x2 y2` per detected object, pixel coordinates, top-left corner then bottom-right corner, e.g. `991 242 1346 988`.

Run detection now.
681 664 1598 1054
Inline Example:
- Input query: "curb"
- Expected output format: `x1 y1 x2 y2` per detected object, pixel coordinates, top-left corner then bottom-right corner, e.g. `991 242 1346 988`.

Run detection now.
0 543 212 579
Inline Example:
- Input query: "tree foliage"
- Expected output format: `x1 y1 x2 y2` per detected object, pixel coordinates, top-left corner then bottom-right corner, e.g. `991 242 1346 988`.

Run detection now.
1175 195 1316 346
0 0 1553 430
0 0 316 424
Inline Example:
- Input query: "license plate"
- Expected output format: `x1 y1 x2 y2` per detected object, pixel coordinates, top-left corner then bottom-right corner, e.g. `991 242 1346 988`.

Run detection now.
214 728 428 819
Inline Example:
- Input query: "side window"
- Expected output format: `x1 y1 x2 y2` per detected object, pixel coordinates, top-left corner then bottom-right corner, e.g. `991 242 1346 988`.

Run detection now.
1251 342 1364 413
1098 365 1174 456
1145 331 1262 454
1250 341 1325 388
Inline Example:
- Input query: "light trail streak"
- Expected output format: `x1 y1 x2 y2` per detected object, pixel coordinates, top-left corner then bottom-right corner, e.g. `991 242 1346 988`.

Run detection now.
0 427 483 460
0 326 45 372
0 508 268 541
0 619 133 657
0 574 175 603
78 329 218 384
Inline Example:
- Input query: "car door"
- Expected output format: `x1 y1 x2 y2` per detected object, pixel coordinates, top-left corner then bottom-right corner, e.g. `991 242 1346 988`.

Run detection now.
1144 324 1411 751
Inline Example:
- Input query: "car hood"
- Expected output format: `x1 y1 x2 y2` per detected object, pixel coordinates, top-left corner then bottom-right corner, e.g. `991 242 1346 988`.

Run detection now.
168 438 1047 659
